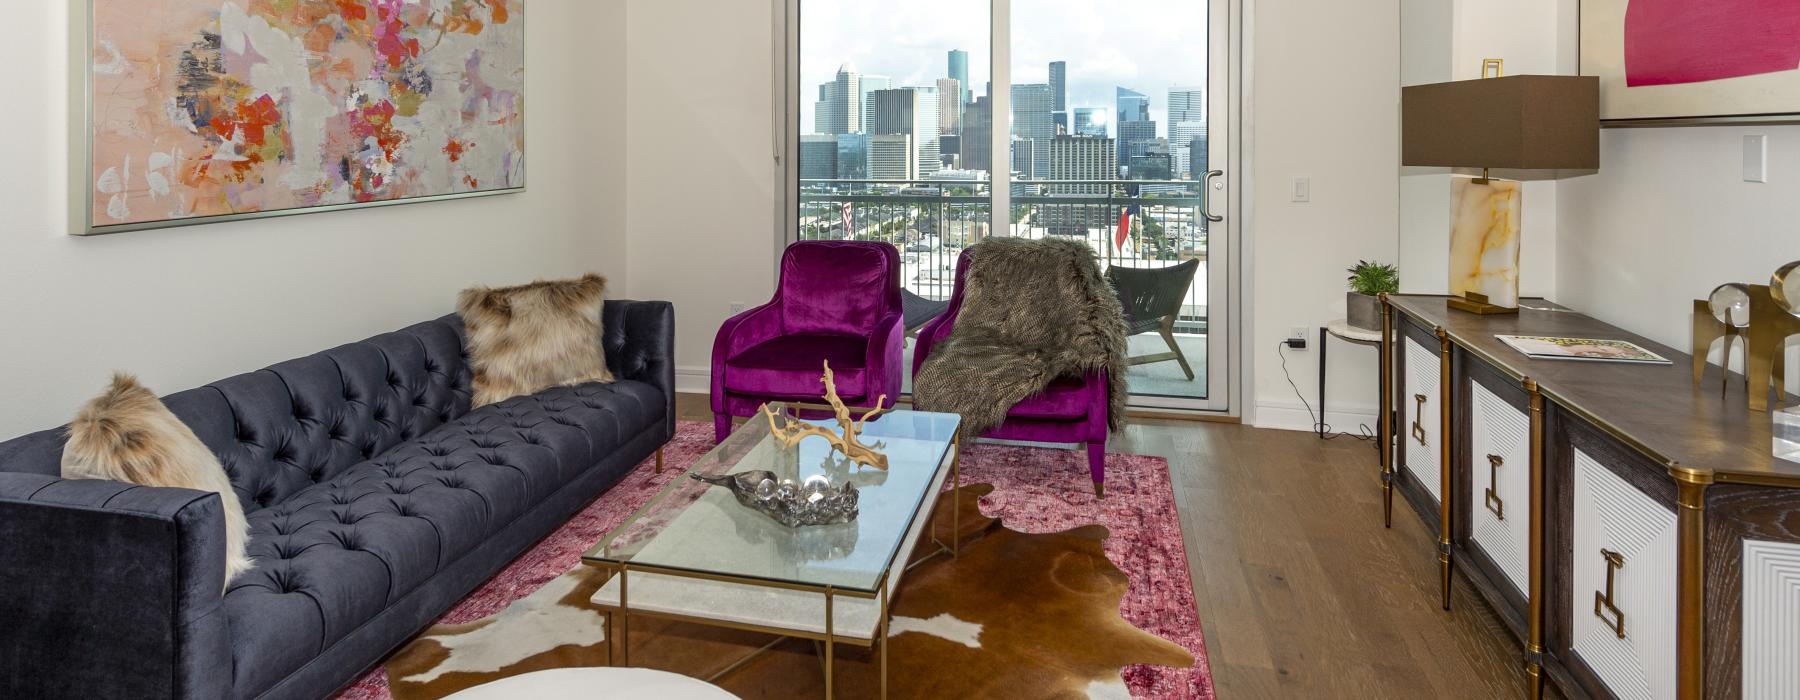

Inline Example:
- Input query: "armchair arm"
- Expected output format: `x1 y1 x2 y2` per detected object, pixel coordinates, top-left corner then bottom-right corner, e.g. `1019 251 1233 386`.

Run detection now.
0 472 233 699
710 302 784 413
603 300 677 439
866 311 906 408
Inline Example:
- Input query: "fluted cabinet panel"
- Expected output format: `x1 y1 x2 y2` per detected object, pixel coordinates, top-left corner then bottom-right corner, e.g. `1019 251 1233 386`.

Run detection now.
1469 382 1530 597
1404 335 1442 505
1742 539 1800 699
1571 448 1678 700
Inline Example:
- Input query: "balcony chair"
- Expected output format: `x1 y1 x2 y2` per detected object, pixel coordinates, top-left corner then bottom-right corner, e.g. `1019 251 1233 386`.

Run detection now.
901 288 951 337
711 241 905 443
1107 258 1201 381
913 250 1115 497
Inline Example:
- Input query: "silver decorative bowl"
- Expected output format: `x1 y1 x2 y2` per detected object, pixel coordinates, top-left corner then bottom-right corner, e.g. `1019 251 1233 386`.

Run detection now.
691 470 859 528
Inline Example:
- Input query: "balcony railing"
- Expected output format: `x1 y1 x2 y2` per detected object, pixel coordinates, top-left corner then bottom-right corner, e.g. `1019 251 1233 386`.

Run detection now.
797 179 1209 330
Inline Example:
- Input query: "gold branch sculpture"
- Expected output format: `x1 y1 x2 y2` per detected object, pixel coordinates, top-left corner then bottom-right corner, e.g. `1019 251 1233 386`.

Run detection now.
761 361 890 470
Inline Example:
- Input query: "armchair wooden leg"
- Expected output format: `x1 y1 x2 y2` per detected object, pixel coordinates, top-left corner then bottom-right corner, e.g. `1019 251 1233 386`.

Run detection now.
1159 317 1196 381
1085 442 1107 498
655 448 664 474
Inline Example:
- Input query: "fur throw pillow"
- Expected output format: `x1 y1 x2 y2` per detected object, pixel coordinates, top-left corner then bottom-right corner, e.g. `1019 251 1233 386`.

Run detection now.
459 273 613 407
61 373 253 589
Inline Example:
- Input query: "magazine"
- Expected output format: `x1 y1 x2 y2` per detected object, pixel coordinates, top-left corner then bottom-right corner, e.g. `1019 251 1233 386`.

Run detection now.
1495 335 1671 365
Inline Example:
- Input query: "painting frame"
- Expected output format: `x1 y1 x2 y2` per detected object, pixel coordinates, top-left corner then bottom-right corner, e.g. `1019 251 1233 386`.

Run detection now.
1580 0 1800 127
72 0 526 236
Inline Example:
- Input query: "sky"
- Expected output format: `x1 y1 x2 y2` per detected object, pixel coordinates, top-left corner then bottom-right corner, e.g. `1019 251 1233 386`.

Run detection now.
800 0 1209 138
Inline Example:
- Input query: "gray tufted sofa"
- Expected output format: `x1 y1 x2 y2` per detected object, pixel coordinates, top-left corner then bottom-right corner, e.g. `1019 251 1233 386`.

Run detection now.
0 300 675 700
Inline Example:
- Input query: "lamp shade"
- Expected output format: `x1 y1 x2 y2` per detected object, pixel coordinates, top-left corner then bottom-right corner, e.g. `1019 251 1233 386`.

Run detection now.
1402 75 1600 171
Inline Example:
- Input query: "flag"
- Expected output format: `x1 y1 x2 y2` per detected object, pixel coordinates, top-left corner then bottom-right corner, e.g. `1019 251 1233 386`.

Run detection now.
1115 205 1138 250
841 202 854 239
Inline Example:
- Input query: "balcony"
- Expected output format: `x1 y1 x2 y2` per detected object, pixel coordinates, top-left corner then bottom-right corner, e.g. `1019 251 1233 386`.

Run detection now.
798 179 1210 399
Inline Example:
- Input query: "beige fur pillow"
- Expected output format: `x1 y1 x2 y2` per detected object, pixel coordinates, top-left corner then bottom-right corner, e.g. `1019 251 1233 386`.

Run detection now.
61 373 252 589
459 273 613 407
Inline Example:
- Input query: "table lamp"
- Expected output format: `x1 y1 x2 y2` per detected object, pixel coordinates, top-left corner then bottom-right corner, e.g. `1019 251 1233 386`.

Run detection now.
1402 60 1599 314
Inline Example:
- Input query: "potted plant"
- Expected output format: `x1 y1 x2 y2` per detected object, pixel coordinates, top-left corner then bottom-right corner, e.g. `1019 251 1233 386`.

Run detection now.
1346 260 1399 331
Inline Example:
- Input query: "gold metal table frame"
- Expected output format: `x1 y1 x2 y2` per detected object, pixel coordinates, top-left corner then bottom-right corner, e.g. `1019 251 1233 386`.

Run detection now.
585 431 961 699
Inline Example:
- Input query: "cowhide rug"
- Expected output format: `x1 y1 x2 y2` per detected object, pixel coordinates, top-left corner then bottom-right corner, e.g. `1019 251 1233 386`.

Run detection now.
339 421 1213 699
381 484 1191 699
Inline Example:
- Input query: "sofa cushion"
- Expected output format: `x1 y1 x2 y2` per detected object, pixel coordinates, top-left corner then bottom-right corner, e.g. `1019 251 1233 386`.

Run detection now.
458 274 613 407
724 335 868 399
1005 375 1093 420
221 379 665 695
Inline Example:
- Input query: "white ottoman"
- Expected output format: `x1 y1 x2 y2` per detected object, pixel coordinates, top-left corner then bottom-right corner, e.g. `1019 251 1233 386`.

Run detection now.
444 667 739 700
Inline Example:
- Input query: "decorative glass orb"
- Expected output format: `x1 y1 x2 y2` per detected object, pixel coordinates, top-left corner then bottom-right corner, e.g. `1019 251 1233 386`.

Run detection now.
1773 261 1800 315
1710 283 1752 328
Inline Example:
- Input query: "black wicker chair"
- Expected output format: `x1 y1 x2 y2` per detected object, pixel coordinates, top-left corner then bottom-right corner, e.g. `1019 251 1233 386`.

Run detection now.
1106 258 1201 381
901 288 951 337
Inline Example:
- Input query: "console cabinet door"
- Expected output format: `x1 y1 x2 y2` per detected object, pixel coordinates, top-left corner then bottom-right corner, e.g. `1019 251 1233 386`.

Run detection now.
1571 447 1678 700
1468 381 1531 598
1403 335 1443 505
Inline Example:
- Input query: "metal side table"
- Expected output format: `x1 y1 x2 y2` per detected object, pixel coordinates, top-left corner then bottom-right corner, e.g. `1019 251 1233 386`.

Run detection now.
1318 319 1383 441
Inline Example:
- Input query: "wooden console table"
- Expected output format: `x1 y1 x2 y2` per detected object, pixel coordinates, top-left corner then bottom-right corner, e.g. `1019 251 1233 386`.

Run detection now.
1378 294 1799 700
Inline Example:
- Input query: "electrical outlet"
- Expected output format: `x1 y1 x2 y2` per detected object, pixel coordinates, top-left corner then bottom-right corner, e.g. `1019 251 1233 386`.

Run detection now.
729 301 747 315
1286 327 1309 350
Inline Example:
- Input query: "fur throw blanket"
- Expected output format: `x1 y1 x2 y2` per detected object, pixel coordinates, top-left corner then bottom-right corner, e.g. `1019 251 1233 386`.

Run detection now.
914 237 1128 436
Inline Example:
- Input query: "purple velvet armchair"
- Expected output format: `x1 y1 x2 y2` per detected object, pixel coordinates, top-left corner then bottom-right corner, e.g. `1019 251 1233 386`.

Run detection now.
711 241 906 443
913 250 1114 497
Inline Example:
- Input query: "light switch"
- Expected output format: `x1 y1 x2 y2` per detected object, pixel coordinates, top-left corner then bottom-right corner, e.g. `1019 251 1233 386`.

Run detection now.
1745 135 1768 183
1292 177 1311 203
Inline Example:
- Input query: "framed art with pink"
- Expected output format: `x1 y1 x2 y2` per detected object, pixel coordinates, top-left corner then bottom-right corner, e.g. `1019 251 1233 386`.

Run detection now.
1582 0 1800 123
76 1 525 235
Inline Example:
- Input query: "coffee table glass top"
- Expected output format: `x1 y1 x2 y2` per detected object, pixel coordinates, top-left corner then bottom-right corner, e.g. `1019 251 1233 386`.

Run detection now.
582 404 960 593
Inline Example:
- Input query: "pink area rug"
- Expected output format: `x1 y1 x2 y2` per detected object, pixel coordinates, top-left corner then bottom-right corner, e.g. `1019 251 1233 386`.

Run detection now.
338 421 1212 699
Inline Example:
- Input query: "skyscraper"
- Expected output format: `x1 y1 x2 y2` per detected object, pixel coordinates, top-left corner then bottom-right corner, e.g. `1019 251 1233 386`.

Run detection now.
799 135 838 180
1118 121 1157 177
867 134 916 180
814 63 861 135
962 95 993 172
871 87 941 177
858 75 891 135
1011 83 1055 179
836 133 869 180
935 78 963 135
947 50 971 105
1048 136 1116 194
1073 107 1107 137
1168 86 1205 177
1116 87 1151 167
1049 61 1068 133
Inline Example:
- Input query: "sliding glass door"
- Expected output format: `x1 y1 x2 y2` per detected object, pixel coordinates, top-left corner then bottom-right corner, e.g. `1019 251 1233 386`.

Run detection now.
789 0 1238 414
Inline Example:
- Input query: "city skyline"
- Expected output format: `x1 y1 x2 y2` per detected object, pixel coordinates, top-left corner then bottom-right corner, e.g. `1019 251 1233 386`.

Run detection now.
800 0 1207 142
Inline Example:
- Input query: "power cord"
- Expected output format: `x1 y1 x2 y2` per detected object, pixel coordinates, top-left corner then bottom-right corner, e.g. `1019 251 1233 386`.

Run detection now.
1276 340 1376 442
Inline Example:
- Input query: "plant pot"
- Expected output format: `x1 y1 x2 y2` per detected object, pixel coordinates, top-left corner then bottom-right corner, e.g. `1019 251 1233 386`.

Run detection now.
1347 292 1382 332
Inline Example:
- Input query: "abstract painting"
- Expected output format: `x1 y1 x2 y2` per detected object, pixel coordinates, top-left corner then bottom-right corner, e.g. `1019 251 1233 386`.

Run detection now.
84 0 524 234
1582 0 1800 121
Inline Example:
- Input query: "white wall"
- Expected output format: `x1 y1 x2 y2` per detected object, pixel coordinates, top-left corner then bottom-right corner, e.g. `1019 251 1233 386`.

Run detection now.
1246 0 1401 431
1558 126 1800 381
622 0 781 393
0 4 627 437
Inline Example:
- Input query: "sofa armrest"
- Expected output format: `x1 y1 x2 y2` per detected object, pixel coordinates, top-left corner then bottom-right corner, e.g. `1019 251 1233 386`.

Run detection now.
603 299 677 438
0 473 233 699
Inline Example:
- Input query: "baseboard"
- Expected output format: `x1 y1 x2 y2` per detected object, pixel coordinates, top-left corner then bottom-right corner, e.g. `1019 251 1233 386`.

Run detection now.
1252 399 1379 435
675 366 711 395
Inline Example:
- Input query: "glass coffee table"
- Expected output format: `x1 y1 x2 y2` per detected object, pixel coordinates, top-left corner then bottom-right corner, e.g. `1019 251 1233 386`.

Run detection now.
582 403 962 699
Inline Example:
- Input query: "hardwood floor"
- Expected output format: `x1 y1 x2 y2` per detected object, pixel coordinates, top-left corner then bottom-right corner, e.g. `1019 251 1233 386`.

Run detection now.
676 394 1539 699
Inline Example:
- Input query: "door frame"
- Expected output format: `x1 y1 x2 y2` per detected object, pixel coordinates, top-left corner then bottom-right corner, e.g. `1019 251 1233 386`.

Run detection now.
775 0 1247 418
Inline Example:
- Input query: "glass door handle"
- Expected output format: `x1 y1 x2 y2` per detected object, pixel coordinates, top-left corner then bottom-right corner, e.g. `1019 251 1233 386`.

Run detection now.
1202 170 1225 223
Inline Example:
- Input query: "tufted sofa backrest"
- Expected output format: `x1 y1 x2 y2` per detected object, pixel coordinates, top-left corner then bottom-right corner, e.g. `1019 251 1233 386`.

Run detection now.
0 315 473 513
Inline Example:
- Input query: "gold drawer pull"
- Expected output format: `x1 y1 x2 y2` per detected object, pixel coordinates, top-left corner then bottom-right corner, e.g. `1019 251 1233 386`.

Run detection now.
1411 394 1429 446
1483 454 1505 520
1594 549 1626 639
